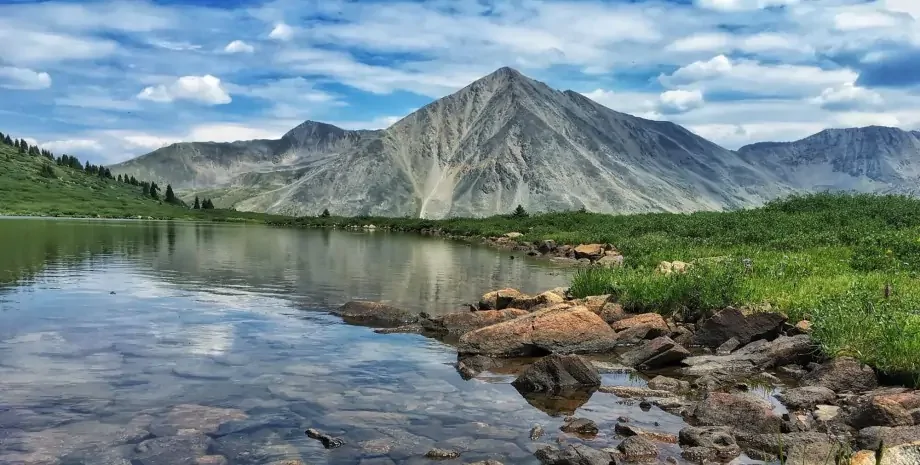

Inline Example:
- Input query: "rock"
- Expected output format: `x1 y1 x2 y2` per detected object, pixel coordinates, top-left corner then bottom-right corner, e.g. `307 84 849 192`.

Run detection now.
422 309 528 335
779 364 809 378
333 301 418 326
851 442 920 465
479 288 524 310
849 391 920 428
509 292 567 311
518 388 595 417
681 335 816 376
305 428 345 449
598 386 673 398
134 433 212 465
670 326 694 347
459 306 618 357
857 426 920 450
505 232 524 239
148 404 247 436
614 424 677 443
591 361 635 374
746 432 851 465
426 448 460 459
574 244 606 261
617 436 659 461
467 461 505 465
511 354 601 393
692 307 787 348
678 426 742 462
716 337 741 355
814 405 841 422
793 320 813 334
579 295 612 313
196 456 229 465
535 444 615 465
374 325 424 334
597 304 625 324
611 313 668 333
777 386 837 410
619 336 689 369
455 355 502 379
530 425 545 440
646 376 689 393
596 255 624 268
689 392 783 434
802 357 878 393
655 261 691 275
560 418 598 437
538 240 558 254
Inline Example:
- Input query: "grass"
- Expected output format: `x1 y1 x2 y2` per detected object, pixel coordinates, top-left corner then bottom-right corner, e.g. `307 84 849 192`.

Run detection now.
0 143 287 223
276 193 920 380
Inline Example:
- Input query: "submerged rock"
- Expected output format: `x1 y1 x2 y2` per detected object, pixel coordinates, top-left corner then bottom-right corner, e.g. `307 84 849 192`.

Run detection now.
689 392 783 434
619 336 689 369
425 448 460 459
511 354 601 393
535 444 615 465
148 404 247 436
134 433 212 465
560 418 599 437
459 306 617 357
692 307 786 349
305 428 345 449
801 357 878 393
333 301 418 326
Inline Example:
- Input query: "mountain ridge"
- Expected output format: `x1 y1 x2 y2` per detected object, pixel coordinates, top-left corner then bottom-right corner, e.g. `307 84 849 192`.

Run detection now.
109 67 918 217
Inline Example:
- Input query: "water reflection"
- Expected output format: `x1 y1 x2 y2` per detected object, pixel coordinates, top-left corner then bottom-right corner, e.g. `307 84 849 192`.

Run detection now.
0 218 700 465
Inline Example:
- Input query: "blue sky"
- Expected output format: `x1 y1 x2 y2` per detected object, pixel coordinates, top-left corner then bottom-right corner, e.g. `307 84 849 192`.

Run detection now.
0 0 918 164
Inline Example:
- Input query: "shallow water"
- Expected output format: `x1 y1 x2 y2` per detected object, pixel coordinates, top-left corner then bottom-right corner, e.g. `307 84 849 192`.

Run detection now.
0 218 761 465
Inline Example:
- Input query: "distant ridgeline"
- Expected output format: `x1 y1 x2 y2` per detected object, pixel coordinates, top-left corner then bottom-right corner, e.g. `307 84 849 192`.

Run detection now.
0 130 215 210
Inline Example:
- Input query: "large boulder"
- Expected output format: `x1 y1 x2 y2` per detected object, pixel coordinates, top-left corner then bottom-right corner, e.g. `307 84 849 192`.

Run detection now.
611 313 669 342
478 288 524 310
333 301 418 327
458 306 618 357
573 244 607 261
746 432 851 465
421 309 528 336
678 426 742 463
777 386 837 411
857 426 920 450
535 444 615 465
511 354 601 393
851 442 920 465
681 335 815 377
692 307 787 348
802 357 878 393
619 337 689 369
849 390 920 429
689 392 783 434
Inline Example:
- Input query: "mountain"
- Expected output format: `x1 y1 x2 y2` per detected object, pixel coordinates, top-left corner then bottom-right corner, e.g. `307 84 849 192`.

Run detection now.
111 67 793 218
738 126 920 196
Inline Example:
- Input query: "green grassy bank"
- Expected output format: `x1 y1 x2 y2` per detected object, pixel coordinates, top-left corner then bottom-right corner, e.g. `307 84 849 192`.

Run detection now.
277 194 920 380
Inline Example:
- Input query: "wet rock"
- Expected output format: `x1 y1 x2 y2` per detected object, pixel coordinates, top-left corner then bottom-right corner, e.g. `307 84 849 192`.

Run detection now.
692 307 787 349
535 444 615 465
849 391 920 428
455 355 502 379
134 433 212 465
646 376 689 393
333 301 418 326
591 361 635 374
802 357 878 393
619 336 689 369
681 335 816 376
614 424 677 443
857 426 920 450
531 425 546 440
598 386 673 399
510 292 567 311
746 432 851 465
574 244 607 261
678 426 741 462
196 456 229 465
459 306 618 357
479 288 524 310
512 354 601 393
538 240 558 254
689 392 783 434
305 428 345 449
374 325 424 334
426 448 460 459
851 442 920 465
617 436 659 461
148 404 247 436
778 386 837 410
715 337 741 355
560 418 599 437
422 309 528 335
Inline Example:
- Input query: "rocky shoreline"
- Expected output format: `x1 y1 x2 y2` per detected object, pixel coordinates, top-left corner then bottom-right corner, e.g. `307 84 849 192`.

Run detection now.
335 286 920 465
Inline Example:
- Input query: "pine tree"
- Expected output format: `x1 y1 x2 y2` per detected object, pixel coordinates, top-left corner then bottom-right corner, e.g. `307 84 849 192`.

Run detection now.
130 176 138 185
321 208 330 218
202 198 215 209
3 135 11 145
512 204 527 218
142 183 150 196
164 184 178 204
193 196 200 209
150 182 160 200
39 164 55 178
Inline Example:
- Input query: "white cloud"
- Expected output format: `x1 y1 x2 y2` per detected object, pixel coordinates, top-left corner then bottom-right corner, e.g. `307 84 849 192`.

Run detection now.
832 111 901 128
658 89 705 114
667 33 732 53
224 40 255 54
137 75 231 105
811 82 884 111
0 67 51 90
40 138 104 154
151 40 201 51
0 28 117 65
269 23 294 41
694 0 801 11
833 10 904 31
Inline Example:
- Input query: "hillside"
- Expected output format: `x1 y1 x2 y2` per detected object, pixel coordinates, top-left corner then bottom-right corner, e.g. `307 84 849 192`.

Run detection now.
0 135 281 221
111 67 791 218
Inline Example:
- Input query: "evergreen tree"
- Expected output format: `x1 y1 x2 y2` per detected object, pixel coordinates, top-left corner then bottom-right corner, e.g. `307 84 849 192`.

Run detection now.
149 182 160 200
193 196 200 209
142 183 150 196
39 164 55 178
164 184 178 204
0 131 4 143
117 174 123 183
17 140 25 154
512 204 528 218
321 208 330 218
202 198 215 209
130 176 138 185
3 135 11 145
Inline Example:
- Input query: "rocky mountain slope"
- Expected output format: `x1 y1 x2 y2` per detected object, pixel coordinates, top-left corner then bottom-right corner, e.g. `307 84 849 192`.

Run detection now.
737 126 920 196
112 67 797 218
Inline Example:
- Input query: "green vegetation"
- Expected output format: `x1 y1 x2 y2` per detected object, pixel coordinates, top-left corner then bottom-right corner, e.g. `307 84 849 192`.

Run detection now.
274 194 920 379
0 131 284 223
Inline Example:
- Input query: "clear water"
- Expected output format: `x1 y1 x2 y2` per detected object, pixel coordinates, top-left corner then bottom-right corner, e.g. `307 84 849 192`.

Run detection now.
0 218 697 465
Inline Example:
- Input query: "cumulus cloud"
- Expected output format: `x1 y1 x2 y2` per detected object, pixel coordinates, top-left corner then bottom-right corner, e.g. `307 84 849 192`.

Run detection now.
658 89 705 114
811 83 884 111
137 75 231 105
269 23 294 41
224 40 254 54
0 67 51 90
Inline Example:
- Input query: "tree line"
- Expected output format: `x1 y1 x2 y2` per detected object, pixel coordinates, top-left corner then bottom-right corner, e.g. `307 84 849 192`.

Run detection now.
0 130 215 210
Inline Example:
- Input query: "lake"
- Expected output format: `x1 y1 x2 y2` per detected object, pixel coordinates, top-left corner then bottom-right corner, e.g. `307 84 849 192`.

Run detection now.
0 218 699 465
